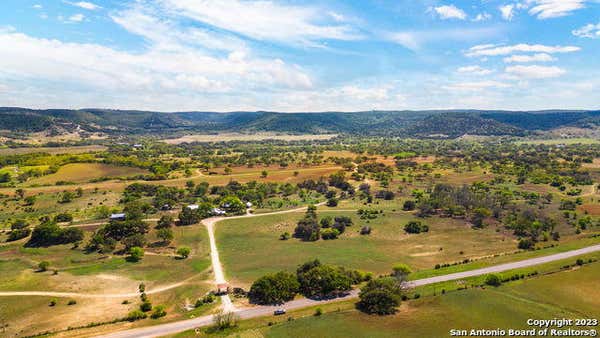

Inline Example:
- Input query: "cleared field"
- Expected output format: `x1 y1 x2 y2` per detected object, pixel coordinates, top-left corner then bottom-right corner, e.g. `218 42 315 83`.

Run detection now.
27 163 149 185
163 133 337 144
515 137 600 145
0 145 107 155
216 208 516 286
0 222 215 336
0 165 342 197
0 189 121 225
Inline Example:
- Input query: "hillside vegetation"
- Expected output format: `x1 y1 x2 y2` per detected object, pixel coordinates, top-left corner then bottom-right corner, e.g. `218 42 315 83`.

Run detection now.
2 108 599 138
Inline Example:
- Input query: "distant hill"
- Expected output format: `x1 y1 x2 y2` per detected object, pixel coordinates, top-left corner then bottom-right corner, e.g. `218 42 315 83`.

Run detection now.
0 107 599 139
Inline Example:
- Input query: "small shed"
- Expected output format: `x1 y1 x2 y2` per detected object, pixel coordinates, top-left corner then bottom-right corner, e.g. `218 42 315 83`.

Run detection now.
245 202 253 208
187 204 199 210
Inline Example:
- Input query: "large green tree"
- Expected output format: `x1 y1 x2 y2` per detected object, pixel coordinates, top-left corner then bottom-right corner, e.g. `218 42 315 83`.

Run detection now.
357 277 403 315
248 271 300 305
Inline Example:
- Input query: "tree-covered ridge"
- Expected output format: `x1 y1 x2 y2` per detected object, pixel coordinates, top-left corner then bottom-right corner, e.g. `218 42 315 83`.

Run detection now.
1 108 600 138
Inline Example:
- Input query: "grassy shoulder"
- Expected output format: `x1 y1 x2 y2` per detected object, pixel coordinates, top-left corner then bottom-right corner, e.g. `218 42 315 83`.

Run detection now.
169 257 600 338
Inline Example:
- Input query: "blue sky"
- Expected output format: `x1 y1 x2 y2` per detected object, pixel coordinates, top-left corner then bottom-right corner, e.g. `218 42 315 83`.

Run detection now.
0 0 599 111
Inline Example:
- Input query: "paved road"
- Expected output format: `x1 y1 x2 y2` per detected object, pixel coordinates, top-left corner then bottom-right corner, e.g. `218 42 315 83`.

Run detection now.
97 243 600 338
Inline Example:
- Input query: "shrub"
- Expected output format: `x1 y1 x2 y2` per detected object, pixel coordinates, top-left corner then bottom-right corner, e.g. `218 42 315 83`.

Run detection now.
7 228 31 242
279 232 290 240
49 299 57 307
38 261 50 272
128 247 144 262
126 310 147 322
326 198 338 207
360 226 371 235
156 215 174 229
485 274 502 287
122 234 147 250
140 300 153 312
576 258 584 266
518 239 534 250
203 294 215 303
321 228 340 240
176 246 191 259
195 294 216 307
391 264 412 281
151 305 167 319
314 308 323 316
212 311 239 330
10 219 29 230
53 213 73 223
156 228 174 244
68 300 77 305
402 200 416 211
320 216 332 228
404 221 428 234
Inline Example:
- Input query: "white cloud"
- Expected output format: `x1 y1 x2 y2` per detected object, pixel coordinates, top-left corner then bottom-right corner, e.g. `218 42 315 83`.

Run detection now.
572 22 600 38
389 27 503 51
526 0 586 19
65 1 102 11
274 83 406 111
469 44 498 51
68 14 85 22
431 5 467 20
445 81 511 91
466 43 580 57
33 4 43 10
503 53 556 63
0 29 313 99
328 11 345 22
505 65 565 78
473 12 492 22
499 4 515 20
388 32 420 50
111 7 247 53
457 65 493 75
160 0 361 46
334 85 390 101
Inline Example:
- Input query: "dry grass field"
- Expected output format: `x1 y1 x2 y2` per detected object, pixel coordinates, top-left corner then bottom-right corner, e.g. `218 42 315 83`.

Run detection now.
163 133 337 144
27 163 149 185
0 145 107 156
